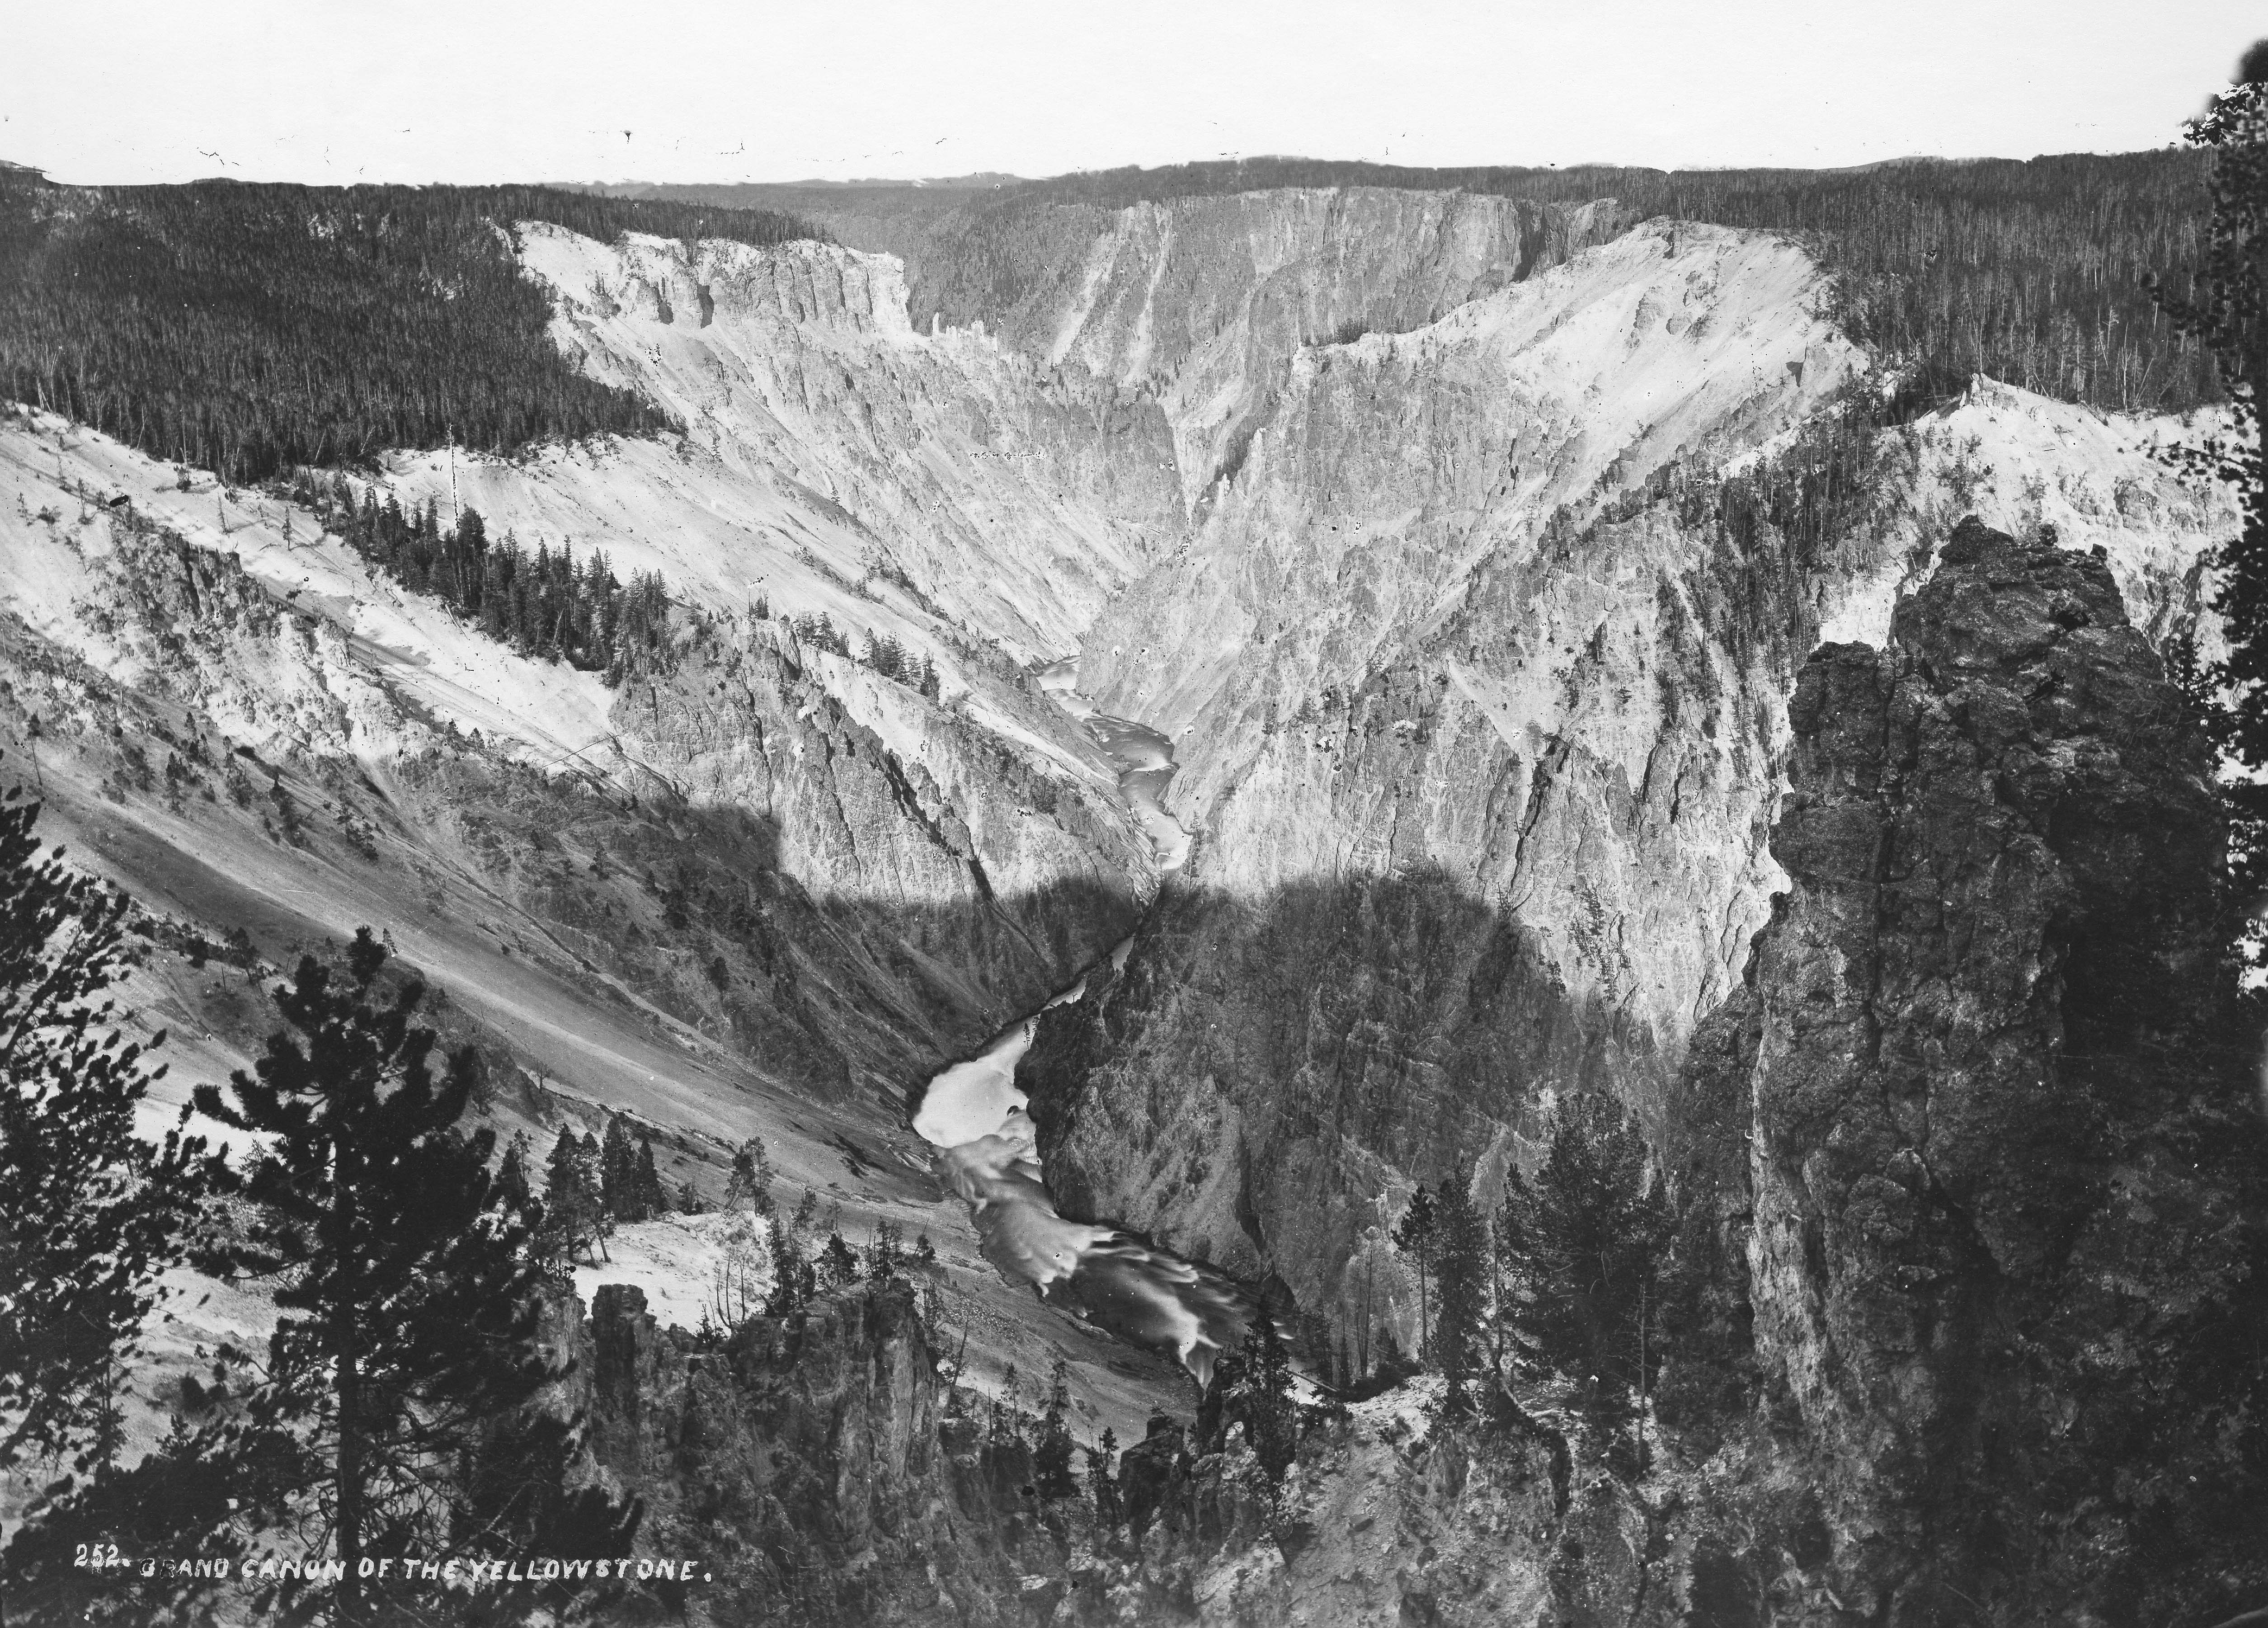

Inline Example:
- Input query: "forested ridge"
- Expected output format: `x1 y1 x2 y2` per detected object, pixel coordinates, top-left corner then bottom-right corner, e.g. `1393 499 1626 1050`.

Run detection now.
0 175 825 483
750 151 2219 413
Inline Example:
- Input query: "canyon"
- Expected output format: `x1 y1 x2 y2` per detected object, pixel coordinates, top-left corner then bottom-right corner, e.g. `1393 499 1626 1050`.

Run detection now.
2 178 2257 1622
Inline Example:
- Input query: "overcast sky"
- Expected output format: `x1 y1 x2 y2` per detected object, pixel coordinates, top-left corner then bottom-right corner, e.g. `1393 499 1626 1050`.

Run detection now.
4 0 2258 187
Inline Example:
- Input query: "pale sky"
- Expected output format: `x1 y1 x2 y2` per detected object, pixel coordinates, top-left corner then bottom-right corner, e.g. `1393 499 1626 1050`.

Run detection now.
3 0 2259 187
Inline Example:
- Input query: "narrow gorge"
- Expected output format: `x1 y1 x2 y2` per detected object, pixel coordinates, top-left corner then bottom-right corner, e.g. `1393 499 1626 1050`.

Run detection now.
3 155 2262 1627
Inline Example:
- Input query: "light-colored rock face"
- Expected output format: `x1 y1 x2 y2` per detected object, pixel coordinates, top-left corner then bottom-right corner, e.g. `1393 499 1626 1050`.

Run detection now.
1817 378 2233 654
376 226 1181 677
1074 226 2230 1047
1084 222 1868 1034
1031 188 1624 503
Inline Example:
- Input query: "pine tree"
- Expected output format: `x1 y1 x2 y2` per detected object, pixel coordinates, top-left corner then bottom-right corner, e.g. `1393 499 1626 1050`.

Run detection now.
599 1115 643 1222
1033 1358 1078 1497
817 1232 860 1290
1208 1317 1299 1482
724 1135 776 1218
763 1214 816 1315
192 928 552 1623
540 1128 606 1263
1090 1428 1123 1525
1498 1094 1674 1450
866 1218 905 1281
992 1364 1024 1444
579 1131 614 1256
0 771 206 1482
708 1212 770 1331
1430 1180 1492 1419
496 1130 534 1209
633 1130 666 1219
1391 1185 1438 1363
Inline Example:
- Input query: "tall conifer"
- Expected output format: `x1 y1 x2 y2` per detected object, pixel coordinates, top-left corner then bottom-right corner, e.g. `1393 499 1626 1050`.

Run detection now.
192 929 551 1623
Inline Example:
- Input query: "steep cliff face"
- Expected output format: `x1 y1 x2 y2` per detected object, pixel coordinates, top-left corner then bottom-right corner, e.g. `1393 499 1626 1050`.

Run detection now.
1022 212 2233 1347
1021 222 1879 1330
1727 520 2268 1627
1026 188 1624 503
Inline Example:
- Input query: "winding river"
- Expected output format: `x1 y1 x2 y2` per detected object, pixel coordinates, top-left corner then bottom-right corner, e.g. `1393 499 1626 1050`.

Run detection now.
911 663 1249 1383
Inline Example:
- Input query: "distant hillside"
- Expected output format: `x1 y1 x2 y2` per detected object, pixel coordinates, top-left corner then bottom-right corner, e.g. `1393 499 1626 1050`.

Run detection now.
0 177 827 482
602 151 2219 412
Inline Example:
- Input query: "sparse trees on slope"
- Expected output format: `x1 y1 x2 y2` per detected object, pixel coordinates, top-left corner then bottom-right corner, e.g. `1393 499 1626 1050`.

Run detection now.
193 928 552 1624
0 769 205 1483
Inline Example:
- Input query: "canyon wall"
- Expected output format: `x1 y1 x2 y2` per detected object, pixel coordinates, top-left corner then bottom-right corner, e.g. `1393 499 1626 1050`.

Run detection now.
1722 519 2268 1627
1016 214 2231 1352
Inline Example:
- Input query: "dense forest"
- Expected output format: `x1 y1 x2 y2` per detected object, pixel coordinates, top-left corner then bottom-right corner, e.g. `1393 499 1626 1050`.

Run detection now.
0 175 824 482
782 151 2218 413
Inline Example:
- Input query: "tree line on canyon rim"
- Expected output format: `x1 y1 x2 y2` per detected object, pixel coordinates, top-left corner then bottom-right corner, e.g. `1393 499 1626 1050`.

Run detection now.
812 147 2222 414
0 112 2238 495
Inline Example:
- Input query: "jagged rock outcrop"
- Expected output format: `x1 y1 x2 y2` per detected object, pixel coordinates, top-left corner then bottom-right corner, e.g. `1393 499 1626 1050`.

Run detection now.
560 1280 1082 1627
553 1289 1652 1628
1721 519 2268 1626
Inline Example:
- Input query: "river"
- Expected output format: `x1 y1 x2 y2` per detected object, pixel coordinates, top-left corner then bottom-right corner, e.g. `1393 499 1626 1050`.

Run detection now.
910 661 1249 1383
